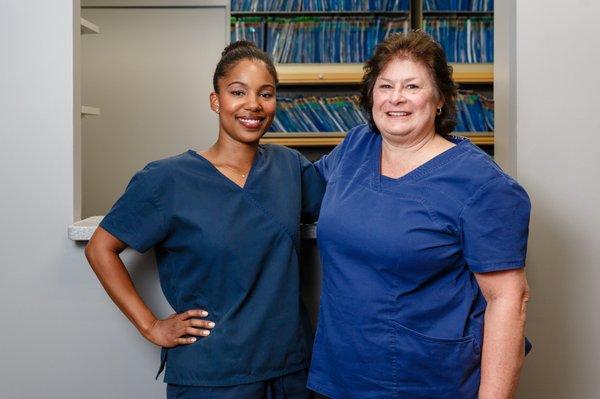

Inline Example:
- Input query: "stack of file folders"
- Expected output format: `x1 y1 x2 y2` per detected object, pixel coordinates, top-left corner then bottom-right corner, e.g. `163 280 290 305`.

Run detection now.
456 90 493 132
423 16 493 62
269 91 493 133
266 16 409 63
269 95 368 132
231 17 266 50
231 0 409 11
423 0 493 11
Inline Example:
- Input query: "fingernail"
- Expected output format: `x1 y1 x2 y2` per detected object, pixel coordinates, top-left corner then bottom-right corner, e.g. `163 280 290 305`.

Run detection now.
208 322 215 328
190 337 197 342
202 330 210 336
201 310 208 317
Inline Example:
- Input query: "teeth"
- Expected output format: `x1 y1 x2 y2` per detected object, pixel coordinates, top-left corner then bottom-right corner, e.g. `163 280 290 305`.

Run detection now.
387 112 410 116
238 117 262 126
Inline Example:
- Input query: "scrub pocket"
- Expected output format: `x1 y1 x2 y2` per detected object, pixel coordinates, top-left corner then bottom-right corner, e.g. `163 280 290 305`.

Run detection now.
392 321 481 399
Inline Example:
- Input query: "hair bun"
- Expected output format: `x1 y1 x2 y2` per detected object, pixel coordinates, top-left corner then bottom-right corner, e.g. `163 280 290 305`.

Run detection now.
221 40 258 57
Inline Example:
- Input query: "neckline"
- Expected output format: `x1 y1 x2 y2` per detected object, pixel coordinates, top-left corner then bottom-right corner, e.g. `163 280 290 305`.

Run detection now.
186 147 263 190
374 135 470 185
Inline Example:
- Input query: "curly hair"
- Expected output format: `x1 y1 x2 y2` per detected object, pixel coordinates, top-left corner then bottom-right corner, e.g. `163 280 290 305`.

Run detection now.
212 41 278 93
360 30 458 136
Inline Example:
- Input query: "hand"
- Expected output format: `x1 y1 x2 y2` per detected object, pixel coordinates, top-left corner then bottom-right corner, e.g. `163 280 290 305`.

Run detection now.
143 309 215 348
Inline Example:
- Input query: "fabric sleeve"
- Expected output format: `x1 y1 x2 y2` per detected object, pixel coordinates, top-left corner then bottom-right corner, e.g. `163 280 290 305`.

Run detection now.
314 141 344 183
460 176 531 273
299 153 325 223
99 167 169 253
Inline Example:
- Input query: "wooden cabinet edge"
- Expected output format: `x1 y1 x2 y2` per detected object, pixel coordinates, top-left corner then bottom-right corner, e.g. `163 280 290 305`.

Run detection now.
275 63 493 84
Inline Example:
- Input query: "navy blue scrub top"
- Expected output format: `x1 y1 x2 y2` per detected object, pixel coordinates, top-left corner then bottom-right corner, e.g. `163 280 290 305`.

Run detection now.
307 125 531 399
100 145 324 387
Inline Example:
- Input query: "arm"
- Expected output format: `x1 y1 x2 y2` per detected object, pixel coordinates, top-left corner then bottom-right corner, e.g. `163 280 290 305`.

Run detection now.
85 226 214 347
475 268 530 399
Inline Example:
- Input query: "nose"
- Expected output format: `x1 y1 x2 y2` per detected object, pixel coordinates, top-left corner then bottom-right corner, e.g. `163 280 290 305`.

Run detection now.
388 86 406 105
245 94 261 111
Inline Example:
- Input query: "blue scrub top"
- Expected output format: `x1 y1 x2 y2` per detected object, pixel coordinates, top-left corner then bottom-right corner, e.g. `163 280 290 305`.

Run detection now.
308 125 531 399
100 145 324 387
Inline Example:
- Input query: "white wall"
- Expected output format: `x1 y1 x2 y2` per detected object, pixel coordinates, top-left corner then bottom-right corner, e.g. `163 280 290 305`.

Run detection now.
0 1 219 398
508 1 600 398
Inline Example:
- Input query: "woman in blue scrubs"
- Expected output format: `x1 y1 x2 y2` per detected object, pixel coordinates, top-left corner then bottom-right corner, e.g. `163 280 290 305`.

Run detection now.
308 31 531 399
85 41 323 398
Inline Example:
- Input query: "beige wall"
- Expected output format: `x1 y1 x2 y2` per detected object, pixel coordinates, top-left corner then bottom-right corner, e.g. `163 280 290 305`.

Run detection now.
495 1 600 397
81 5 227 217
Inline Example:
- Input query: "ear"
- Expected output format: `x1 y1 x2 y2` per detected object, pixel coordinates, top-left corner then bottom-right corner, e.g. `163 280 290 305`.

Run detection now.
209 92 220 114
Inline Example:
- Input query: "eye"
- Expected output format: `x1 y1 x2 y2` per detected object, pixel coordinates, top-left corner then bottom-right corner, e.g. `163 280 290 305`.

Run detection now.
406 84 419 89
378 83 393 89
230 90 245 96
260 92 274 99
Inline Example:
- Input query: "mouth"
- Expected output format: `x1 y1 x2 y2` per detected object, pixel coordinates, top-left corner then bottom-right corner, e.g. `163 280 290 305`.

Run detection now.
386 111 411 117
236 116 266 129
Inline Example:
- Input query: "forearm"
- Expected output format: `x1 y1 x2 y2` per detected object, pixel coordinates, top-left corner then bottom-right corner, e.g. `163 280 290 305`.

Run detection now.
478 296 526 399
85 245 157 336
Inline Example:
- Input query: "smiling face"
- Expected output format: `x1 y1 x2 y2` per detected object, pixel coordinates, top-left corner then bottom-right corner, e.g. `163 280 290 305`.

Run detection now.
210 59 276 144
372 57 442 142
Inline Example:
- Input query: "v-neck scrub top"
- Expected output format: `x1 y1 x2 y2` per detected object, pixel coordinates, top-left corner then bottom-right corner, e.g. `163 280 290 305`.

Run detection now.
99 145 324 387
307 125 531 399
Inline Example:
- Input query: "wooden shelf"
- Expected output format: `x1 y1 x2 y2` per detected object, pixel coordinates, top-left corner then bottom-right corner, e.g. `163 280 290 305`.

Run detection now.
81 106 100 116
80 18 99 34
275 63 493 84
261 132 494 147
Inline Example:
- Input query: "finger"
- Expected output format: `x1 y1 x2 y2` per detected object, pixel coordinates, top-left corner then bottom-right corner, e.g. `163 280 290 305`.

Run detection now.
180 309 209 320
189 319 215 329
176 337 197 345
186 327 211 337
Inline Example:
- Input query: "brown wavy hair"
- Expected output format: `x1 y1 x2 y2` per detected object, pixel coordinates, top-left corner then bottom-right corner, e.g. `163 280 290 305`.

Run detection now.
212 41 278 93
360 30 458 136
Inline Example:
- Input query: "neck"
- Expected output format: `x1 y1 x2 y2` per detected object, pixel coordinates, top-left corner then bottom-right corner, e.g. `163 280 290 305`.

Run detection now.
205 134 259 169
381 129 438 160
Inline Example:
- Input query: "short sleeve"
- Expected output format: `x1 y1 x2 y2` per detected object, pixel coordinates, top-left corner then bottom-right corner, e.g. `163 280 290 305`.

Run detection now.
299 153 325 223
460 176 531 273
99 167 169 253
314 141 344 183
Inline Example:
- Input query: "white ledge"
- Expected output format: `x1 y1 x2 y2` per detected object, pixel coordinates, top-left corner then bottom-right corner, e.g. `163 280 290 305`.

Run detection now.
68 216 104 241
69 216 317 241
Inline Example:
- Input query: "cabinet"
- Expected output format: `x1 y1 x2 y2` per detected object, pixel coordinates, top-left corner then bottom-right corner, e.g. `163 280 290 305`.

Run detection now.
230 0 495 152
79 18 101 117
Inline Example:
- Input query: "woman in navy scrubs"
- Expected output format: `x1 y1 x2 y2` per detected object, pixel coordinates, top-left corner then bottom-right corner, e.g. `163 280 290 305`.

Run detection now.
308 31 531 399
85 41 323 398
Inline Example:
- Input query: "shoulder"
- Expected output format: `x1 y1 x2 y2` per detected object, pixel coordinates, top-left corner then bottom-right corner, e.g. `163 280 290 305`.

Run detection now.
134 151 192 188
343 123 378 150
260 143 308 167
448 138 529 204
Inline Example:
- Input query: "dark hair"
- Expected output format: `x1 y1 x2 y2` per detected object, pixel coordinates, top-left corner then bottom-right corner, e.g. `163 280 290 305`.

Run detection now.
360 30 458 136
212 41 278 93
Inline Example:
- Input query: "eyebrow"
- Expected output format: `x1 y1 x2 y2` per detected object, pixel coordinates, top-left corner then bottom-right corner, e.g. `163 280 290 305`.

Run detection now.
377 76 418 84
227 81 276 90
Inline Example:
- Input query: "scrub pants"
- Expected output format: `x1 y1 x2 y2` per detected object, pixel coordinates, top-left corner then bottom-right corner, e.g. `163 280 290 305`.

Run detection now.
166 369 313 399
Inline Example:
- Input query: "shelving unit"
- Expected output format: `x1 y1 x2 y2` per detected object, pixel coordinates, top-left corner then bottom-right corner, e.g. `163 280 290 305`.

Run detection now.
80 17 99 34
80 18 101 118
275 63 492 85
81 106 100 116
232 0 495 150
261 132 494 147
